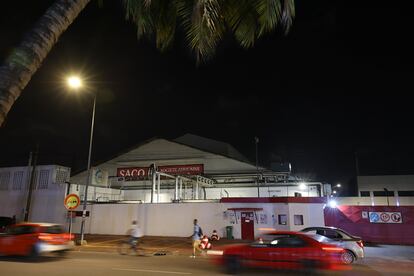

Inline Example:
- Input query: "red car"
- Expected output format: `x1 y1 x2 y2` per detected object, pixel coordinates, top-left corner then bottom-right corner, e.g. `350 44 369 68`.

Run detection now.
0 222 73 258
213 231 346 274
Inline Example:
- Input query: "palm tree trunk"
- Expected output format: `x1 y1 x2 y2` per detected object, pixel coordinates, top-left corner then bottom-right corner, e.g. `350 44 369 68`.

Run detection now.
0 0 91 126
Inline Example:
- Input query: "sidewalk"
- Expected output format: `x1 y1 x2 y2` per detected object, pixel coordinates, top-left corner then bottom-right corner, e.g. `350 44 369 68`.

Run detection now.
72 234 247 256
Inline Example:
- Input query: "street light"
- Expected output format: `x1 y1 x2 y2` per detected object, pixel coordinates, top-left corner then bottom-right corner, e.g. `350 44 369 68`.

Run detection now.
336 183 341 188
67 75 96 245
67 76 82 89
255 136 259 197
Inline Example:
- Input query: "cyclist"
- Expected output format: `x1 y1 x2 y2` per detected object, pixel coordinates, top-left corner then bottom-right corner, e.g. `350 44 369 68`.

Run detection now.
129 220 142 250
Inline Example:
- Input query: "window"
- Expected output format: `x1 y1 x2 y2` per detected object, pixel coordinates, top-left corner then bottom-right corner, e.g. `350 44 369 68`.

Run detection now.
12 171 24 190
323 229 343 239
270 235 306 247
294 215 304 225
55 169 68 185
43 225 64 234
360 191 370 197
398 191 414 197
0 172 11 190
373 190 394 197
278 214 287 225
8 225 37 235
38 170 49 189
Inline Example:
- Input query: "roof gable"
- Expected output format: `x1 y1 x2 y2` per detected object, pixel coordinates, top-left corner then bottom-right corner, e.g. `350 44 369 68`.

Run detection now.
174 134 250 163
110 138 214 165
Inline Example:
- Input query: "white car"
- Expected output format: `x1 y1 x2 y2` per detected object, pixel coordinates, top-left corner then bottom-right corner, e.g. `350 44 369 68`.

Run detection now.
301 227 364 264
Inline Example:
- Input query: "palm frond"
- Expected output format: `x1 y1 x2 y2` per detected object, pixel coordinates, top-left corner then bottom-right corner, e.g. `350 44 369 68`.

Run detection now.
124 0 295 62
255 0 282 37
177 0 224 63
222 0 258 48
123 0 154 39
152 1 177 51
281 0 295 34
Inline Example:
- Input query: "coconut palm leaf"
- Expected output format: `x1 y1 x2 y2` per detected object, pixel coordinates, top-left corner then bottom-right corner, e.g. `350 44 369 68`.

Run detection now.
124 0 154 39
255 0 282 36
0 0 295 126
176 0 225 63
282 0 295 34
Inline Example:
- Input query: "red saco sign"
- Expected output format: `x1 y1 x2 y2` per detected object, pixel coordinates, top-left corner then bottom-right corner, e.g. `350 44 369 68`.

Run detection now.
117 167 149 178
159 164 204 175
116 164 204 181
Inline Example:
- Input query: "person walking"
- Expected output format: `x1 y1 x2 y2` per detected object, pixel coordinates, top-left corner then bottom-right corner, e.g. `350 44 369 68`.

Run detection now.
191 219 202 258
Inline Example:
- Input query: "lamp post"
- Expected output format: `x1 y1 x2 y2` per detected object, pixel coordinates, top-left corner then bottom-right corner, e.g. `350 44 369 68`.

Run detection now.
67 76 96 245
384 188 390 206
255 136 259 197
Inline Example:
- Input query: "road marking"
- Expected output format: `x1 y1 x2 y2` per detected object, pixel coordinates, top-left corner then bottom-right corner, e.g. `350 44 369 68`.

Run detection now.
112 268 191 275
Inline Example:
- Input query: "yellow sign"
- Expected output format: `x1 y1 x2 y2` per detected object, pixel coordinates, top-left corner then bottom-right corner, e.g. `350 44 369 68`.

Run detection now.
64 194 80 210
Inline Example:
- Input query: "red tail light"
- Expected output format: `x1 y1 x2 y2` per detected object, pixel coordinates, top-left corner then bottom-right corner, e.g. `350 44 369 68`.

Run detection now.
356 240 364 248
63 234 74 240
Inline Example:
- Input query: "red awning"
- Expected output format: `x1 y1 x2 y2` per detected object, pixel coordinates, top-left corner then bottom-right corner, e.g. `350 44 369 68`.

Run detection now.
221 197 327 204
227 208 263 211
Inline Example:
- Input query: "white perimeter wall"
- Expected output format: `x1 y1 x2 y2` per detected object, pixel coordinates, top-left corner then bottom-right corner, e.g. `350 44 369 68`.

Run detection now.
70 202 325 239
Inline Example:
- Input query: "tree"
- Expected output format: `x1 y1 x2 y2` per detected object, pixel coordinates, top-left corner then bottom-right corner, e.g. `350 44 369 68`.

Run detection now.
0 0 294 126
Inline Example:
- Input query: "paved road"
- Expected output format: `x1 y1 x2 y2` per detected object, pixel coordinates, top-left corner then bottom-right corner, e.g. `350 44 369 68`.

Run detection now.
0 246 413 275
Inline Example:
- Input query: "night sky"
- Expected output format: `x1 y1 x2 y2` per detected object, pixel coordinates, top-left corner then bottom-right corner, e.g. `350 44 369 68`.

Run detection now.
1 1 413 196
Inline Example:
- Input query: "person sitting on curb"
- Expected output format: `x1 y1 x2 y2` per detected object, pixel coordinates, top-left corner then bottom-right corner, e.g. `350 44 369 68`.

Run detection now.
211 229 220 241
200 235 212 250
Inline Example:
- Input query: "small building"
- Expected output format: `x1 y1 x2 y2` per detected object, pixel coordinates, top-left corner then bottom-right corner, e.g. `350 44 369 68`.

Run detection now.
0 165 70 224
357 175 414 206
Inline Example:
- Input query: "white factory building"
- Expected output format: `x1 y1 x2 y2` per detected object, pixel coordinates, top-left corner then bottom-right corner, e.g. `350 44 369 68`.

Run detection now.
0 134 332 239
69 134 330 203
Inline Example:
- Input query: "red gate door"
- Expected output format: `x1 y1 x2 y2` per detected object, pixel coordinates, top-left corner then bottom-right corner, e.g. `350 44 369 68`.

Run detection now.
241 212 255 240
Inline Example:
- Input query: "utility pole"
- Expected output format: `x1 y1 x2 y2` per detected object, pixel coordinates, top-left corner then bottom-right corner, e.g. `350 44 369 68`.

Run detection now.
355 151 360 196
355 151 360 176
80 94 96 245
24 144 39 221
255 136 259 197
384 188 390 206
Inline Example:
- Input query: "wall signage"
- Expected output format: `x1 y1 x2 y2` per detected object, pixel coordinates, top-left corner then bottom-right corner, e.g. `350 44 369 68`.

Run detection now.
369 212 402 224
116 164 204 181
